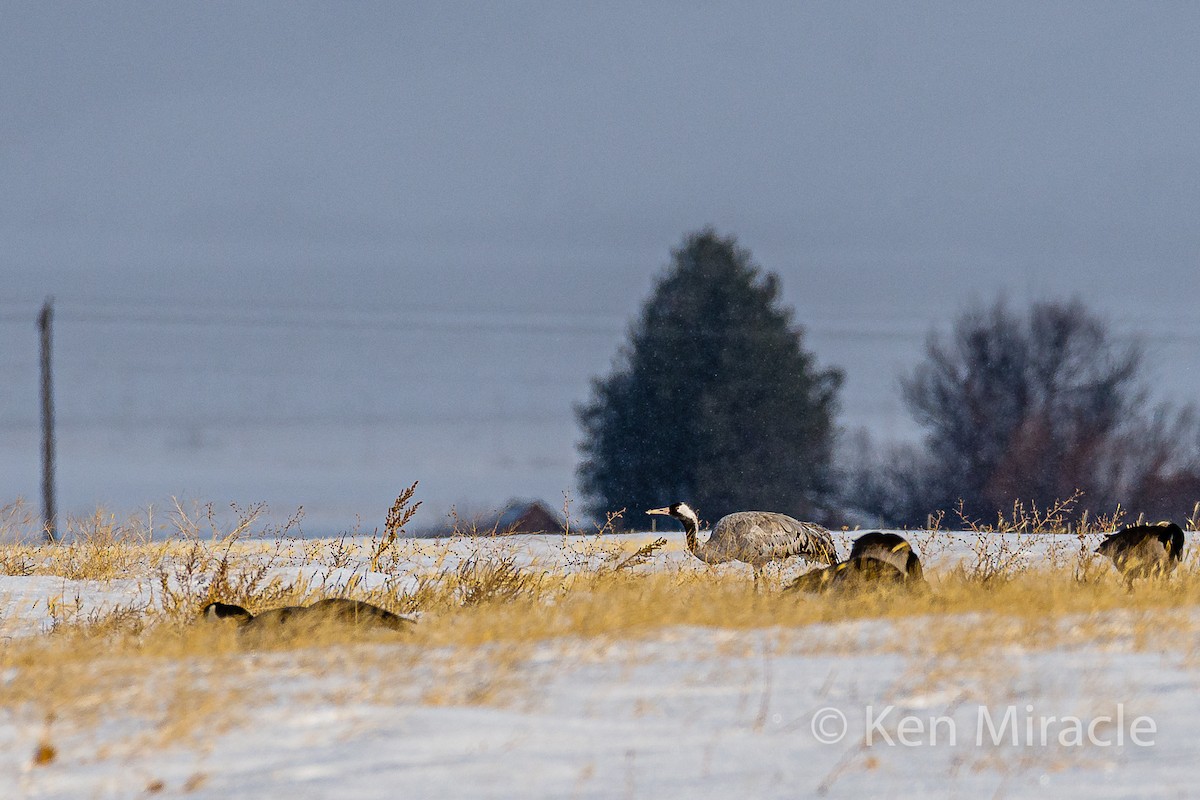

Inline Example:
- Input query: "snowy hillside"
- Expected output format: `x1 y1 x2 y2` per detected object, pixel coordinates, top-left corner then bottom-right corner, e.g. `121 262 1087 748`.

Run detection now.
1 528 1194 798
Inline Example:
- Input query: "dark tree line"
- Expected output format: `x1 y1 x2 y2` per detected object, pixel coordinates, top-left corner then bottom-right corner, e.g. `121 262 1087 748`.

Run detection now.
578 229 1200 527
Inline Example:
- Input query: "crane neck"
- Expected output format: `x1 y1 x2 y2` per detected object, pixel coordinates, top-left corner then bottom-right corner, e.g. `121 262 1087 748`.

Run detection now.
682 516 699 551
680 516 721 564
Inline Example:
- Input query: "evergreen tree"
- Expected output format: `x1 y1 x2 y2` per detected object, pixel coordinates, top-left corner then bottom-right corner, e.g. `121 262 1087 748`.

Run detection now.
576 229 843 526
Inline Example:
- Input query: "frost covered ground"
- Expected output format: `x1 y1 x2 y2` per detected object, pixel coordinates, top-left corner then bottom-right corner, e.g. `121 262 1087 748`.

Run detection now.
2 530 1196 798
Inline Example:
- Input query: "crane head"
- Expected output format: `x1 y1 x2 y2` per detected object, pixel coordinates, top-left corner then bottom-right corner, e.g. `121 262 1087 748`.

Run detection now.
646 502 699 525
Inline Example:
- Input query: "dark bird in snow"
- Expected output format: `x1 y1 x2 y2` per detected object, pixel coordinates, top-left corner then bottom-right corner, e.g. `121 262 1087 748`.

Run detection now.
1096 522 1185 587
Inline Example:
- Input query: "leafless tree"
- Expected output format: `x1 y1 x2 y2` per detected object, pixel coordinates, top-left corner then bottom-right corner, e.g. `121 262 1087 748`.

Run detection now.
867 298 1200 525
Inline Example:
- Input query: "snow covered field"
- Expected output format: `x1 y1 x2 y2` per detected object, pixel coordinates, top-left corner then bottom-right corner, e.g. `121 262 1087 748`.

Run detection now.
2 529 1195 798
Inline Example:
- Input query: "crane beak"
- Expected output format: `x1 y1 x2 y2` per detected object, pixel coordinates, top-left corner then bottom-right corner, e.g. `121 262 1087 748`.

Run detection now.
890 542 910 552
646 507 671 516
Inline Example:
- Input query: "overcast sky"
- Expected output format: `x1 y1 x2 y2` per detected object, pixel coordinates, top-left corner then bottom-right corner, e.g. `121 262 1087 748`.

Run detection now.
3 3 1199 531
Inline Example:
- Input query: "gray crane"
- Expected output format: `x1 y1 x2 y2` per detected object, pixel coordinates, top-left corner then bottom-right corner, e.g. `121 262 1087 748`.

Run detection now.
646 502 837 584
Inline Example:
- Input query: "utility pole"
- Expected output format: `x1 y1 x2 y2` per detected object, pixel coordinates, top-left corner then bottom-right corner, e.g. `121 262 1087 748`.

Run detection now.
38 298 56 542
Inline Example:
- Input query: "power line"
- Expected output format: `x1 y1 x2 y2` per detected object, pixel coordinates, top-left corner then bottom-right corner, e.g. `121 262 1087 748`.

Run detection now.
0 409 577 432
55 310 623 337
5 296 1200 345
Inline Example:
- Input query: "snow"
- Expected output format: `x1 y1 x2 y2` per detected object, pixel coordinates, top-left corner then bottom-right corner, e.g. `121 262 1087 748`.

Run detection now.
1 531 1195 798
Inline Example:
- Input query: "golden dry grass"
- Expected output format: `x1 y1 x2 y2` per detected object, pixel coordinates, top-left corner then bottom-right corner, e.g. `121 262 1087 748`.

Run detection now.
2 490 1200 760
5 564 1198 766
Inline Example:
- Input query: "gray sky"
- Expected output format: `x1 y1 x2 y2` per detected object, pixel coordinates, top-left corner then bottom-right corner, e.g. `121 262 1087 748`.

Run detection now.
3 3 1199 531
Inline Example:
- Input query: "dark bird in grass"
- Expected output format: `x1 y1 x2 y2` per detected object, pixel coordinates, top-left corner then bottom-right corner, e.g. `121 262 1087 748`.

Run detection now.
847 532 926 583
202 598 413 637
786 532 928 595
646 502 837 585
202 601 259 625
1096 522 1185 587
